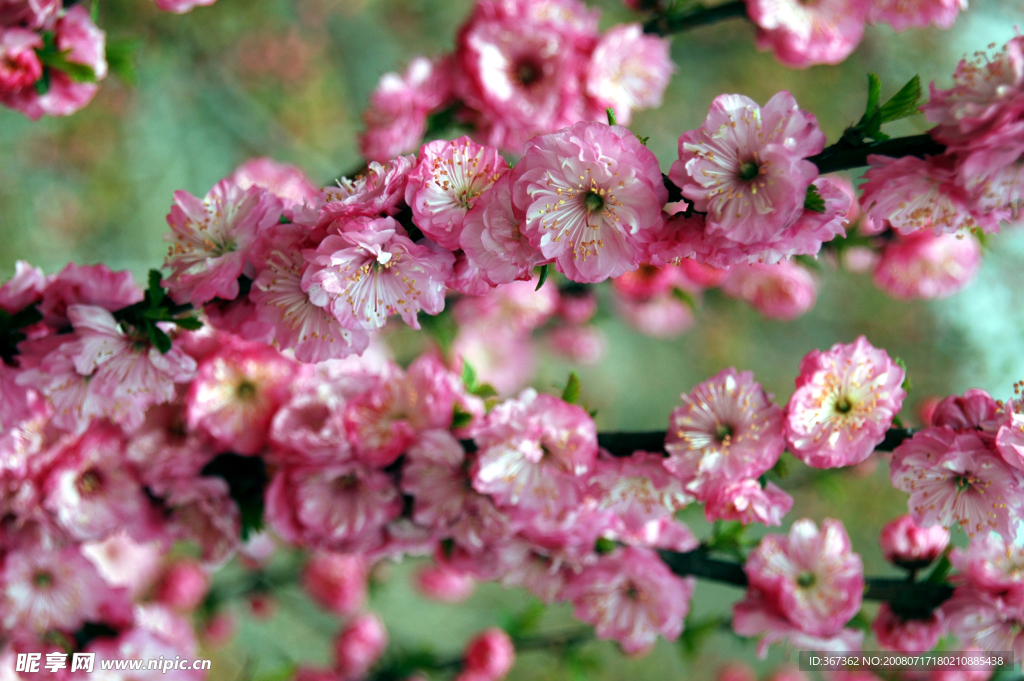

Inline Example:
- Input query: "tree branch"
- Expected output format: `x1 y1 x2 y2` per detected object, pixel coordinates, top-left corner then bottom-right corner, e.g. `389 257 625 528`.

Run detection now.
807 134 946 175
643 1 748 35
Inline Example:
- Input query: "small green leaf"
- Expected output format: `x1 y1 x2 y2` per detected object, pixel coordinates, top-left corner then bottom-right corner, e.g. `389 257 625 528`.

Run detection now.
461 360 478 392
472 383 499 400
794 254 823 271
562 370 581 404
865 73 882 120
894 356 911 393
105 38 140 85
535 264 549 291
90 0 98 22
804 184 826 214
878 75 922 124
501 600 546 638
451 405 474 430
636 135 650 146
147 270 165 309
148 323 172 354
606 107 617 126
36 46 97 83
769 455 789 480
35 68 50 95
172 316 203 330
925 551 952 583
595 537 617 554
848 609 872 633
670 287 697 312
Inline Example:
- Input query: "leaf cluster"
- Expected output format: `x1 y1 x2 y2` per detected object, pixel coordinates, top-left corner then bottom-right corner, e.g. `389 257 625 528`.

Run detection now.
841 74 923 147
113 270 202 354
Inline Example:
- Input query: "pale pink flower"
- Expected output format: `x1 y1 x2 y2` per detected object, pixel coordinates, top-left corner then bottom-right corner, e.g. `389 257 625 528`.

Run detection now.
511 121 666 283
564 546 695 655
943 589 1024 660
0 0 60 29
415 564 476 603
153 0 216 13
229 157 319 211
867 0 965 31
879 514 950 569
335 613 388 681
452 276 559 333
860 155 993 236
891 428 1024 539
742 518 864 637
303 219 455 331
746 0 869 67
733 588 865 658
704 479 793 527
265 461 402 552
0 29 41 95
665 368 786 500
314 155 415 227
302 552 367 616
154 560 210 612
0 260 46 315
873 231 982 300
81 608 204 681
949 533 1024 596
451 326 536 396
546 324 606 364
588 451 692 534
669 92 825 244
462 628 514 680
556 289 598 324
460 175 547 286
472 388 597 516
39 262 142 328
615 290 696 338
718 664 757 681
722 261 817 320
0 544 108 632
785 336 907 469
186 338 296 455
164 477 241 568
585 24 674 126
872 602 945 652
955 125 1024 223
406 137 509 251
164 179 283 306
81 532 164 599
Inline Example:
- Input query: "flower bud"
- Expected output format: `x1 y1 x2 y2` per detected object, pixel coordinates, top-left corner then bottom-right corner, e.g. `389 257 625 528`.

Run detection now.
879 514 950 569
303 552 368 616
414 564 475 603
155 560 210 612
462 628 515 681
335 613 388 681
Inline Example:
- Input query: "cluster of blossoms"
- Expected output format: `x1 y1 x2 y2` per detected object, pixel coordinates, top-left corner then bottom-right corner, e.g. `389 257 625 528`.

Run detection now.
359 0 674 160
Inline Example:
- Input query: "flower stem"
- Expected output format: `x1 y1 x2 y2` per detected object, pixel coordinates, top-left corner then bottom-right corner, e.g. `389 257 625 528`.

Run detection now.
808 134 945 175
595 427 916 457
643 1 748 35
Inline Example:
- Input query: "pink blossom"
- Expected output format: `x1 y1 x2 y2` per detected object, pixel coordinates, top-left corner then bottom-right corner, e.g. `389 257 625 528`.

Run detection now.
415 564 476 603
0 544 109 632
163 477 241 568
943 589 1024 660
665 368 786 501
933 388 1003 437
588 451 691 534
949 533 1024 596
563 546 695 655
704 479 793 527
746 0 869 67
265 461 402 552
669 92 825 246
360 57 452 162
511 121 666 283
0 7 106 119
452 276 559 333
164 179 283 306
81 532 165 599
722 261 817 320
303 219 454 331
872 602 945 652
451 325 535 396
873 231 982 300
0 29 41 94
891 428 1024 539
556 289 598 324
230 157 319 211
0 261 46 315
153 0 217 13
615 289 696 338
186 338 295 455
0 0 60 29
878 514 950 574
460 175 546 286
462 628 515 680
154 560 210 612
742 518 864 638
955 124 1024 223
314 155 415 227
718 664 757 681
81 606 204 681
585 24 674 126
733 588 865 657
472 388 597 516
860 155 994 236
785 336 906 469
546 324 606 364
39 262 142 328
302 552 367 616
406 137 509 251
867 0 965 31
335 613 388 681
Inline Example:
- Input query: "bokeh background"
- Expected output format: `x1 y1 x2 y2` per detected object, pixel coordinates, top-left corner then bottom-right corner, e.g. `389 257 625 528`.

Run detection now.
3 1 1024 679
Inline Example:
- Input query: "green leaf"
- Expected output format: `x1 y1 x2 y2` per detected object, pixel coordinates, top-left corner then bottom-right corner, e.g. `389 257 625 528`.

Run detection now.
769 455 789 480
472 383 499 400
679 615 725 659
172 316 203 330
847 609 872 633
562 370 581 404
90 0 98 22
925 550 953 584
419 309 458 352
501 600 546 638
147 323 172 354
147 270 165 309
201 453 268 541
878 75 922 124
894 356 911 393
864 73 882 121
105 38 140 85
535 264 549 291
605 107 617 126
36 46 97 83
594 537 617 554
670 287 697 312
794 254 823 271
636 135 650 146
461 360 478 392
804 184 826 214
451 405 474 429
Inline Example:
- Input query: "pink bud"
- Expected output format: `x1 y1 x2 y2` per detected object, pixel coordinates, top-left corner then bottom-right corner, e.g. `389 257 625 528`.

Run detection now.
335 613 388 681
873 603 945 652
155 560 210 612
303 552 368 616
879 514 950 569
415 564 476 603
249 593 277 619
463 628 515 681
557 291 598 325
203 612 237 647
718 663 757 681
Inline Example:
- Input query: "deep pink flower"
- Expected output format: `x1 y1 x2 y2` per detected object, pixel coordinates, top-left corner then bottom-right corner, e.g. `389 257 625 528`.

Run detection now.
164 179 283 306
415 564 476 603
463 628 514 680
406 136 509 251
867 0 965 30
302 552 367 616
563 546 695 655
891 428 1024 539
153 0 216 13
0 28 42 94
471 389 597 516
511 121 667 283
186 338 296 455
873 231 982 300
313 155 415 227
669 92 825 245
302 218 455 331
955 124 1024 223
461 175 547 286
746 0 869 67
0 544 109 632
585 24 674 126
588 450 692 534
785 336 906 469
39 262 142 328
704 479 793 527
229 157 319 211
933 388 1004 437
722 261 817 320
872 602 945 652
0 0 60 29
0 260 46 315
743 518 864 637
335 613 388 681
878 514 950 569
665 368 786 501
154 560 210 612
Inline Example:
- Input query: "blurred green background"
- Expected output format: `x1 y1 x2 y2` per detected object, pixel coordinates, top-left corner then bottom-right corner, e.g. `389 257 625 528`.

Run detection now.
3 0 1024 678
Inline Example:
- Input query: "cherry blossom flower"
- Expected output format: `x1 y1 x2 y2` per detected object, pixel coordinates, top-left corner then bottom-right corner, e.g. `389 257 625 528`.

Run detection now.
406 136 509 251
878 514 950 569
721 261 817 320
1 544 109 632
154 560 210 612
512 121 667 283
669 92 825 246
0 28 41 95
585 24 674 126
164 179 283 306
867 0 966 31
872 602 946 653
81 532 165 599
546 324 606 364
664 368 786 501
563 546 695 655
302 552 367 616
614 289 696 338
163 477 242 568
588 450 692 535
746 0 870 68
153 0 217 13
0 0 59 29
955 125 1024 223
335 613 388 681
302 219 455 331
933 388 1004 437
873 231 982 300
785 336 906 469
39 262 142 328
943 589 1024 659
704 479 793 527
949 533 1024 597
890 428 1024 539
462 628 515 681
461 175 547 286
229 157 319 211
415 564 476 603
313 155 415 227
